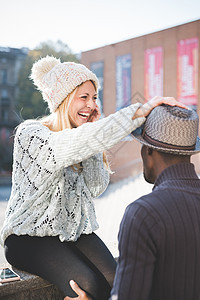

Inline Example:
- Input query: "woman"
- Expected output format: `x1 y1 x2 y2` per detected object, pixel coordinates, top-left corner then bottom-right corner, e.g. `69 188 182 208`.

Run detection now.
0 56 186 300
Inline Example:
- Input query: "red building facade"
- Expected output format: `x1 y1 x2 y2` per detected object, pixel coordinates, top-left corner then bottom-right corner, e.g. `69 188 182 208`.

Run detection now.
81 20 200 181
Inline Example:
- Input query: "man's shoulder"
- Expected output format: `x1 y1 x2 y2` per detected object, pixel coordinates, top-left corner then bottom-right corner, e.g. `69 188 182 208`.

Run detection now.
125 191 154 214
120 192 162 233
125 180 200 221
125 187 170 216
128 188 161 205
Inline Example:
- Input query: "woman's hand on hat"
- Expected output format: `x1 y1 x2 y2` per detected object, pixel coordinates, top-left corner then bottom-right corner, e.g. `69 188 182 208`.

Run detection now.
64 280 92 300
132 96 188 120
88 104 101 122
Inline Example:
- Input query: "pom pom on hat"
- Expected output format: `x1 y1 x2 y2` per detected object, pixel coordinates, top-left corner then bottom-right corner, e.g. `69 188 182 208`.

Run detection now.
30 56 60 90
30 55 99 112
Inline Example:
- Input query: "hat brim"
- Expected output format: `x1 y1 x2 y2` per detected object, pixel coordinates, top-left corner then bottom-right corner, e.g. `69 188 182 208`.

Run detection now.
131 126 200 155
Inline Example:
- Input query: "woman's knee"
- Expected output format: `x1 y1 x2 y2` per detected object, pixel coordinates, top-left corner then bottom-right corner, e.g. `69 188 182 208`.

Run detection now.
77 271 111 300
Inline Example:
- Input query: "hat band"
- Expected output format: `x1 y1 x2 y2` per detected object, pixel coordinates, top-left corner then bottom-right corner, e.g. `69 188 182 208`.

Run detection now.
143 132 196 151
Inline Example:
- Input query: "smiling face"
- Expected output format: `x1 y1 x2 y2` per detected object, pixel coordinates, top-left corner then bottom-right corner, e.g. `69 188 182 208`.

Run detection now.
68 80 97 128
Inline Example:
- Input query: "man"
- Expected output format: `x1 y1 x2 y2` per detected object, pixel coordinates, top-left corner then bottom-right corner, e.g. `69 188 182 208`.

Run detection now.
66 104 200 300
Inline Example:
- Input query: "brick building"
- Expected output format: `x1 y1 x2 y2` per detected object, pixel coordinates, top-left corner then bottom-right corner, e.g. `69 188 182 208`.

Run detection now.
81 19 200 181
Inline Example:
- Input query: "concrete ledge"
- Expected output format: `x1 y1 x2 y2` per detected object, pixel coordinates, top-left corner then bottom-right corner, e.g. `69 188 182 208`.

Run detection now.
0 268 64 299
0 258 118 299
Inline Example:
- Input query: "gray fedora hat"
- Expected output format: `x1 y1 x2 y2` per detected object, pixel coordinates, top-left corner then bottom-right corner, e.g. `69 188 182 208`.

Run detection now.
131 105 200 155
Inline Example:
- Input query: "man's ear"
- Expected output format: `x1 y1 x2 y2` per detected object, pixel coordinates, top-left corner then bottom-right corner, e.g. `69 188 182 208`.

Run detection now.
147 147 153 155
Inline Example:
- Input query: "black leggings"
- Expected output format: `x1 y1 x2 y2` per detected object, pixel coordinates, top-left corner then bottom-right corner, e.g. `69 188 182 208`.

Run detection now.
4 233 116 299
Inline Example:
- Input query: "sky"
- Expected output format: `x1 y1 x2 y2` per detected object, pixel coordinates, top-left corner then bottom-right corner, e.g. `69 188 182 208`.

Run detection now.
1 0 200 54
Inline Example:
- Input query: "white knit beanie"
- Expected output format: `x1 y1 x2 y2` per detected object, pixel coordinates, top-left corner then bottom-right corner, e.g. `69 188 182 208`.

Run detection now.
30 56 99 112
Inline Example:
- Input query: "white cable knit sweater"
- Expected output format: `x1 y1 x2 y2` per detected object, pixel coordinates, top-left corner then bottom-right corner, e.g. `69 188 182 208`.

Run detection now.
1 103 145 244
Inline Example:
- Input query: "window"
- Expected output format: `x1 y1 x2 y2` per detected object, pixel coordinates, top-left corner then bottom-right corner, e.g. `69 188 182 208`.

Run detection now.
0 70 7 84
1 106 9 121
116 54 132 111
1 89 8 98
0 58 7 63
1 90 9 105
177 37 198 107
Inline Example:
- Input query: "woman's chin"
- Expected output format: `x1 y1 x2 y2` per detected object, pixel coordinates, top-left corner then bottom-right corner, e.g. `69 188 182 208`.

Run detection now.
74 119 88 127
78 117 89 126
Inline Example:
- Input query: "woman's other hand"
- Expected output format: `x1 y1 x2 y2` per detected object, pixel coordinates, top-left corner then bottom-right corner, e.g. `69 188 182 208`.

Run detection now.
132 96 188 120
88 104 101 122
64 280 92 300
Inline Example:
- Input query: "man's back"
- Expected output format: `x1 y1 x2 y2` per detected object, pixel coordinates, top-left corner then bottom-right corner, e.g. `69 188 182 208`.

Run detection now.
111 162 200 300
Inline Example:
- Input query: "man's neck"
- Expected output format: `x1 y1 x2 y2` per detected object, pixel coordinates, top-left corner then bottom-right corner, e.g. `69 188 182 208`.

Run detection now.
153 152 191 183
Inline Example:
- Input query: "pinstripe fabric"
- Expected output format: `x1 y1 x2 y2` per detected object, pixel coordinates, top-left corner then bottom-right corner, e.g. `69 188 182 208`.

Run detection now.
111 163 200 300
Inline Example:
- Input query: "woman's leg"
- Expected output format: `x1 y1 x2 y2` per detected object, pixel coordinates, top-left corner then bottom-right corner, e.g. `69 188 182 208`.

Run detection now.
4 234 112 299
73 233 117 288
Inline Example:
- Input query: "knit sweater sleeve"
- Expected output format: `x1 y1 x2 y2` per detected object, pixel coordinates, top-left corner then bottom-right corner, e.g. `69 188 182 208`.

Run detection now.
16 103 145 174
49 103 145 170
81 153 110 198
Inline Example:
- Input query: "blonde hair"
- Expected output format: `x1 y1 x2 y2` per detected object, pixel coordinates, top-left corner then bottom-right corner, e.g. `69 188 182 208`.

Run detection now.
41 85 111 173
41 88 76 131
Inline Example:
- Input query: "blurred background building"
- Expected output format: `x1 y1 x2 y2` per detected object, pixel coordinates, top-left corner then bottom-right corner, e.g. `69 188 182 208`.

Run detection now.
81 19 200 181
0 47 28 177
0 47 28 132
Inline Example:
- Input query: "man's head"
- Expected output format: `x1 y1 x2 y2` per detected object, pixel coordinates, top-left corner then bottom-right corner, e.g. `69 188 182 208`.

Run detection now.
132 105 200 183
140 145 191 184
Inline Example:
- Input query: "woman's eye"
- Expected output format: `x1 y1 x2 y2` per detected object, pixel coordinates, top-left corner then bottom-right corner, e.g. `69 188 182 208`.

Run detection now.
81 96 87 100
93 97 97 101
